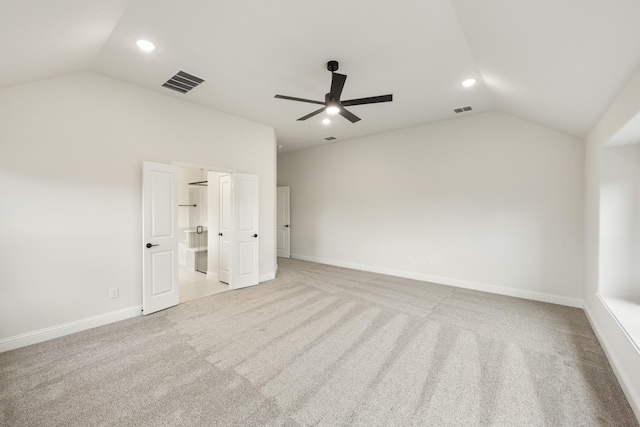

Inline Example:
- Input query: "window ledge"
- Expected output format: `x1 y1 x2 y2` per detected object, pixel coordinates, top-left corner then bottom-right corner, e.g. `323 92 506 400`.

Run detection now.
599 294 640 354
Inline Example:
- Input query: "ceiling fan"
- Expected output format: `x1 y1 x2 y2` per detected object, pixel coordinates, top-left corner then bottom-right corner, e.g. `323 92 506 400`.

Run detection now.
275 60 393 123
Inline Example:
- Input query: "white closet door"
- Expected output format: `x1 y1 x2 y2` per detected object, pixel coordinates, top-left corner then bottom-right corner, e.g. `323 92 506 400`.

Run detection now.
219 174 232 285
234 173 259 289
276 186 290 258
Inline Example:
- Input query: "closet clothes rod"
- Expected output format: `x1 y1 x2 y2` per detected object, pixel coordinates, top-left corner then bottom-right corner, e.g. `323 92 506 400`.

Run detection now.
178 204 197 207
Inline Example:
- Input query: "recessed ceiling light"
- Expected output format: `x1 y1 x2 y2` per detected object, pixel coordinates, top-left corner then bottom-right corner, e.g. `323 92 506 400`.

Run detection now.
461 78 476 88
322 118 331 125
136 39 156 52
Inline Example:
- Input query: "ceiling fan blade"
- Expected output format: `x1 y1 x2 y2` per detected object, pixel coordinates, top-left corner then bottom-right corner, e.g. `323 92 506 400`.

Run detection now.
275 95 324 105
297 107 325 121
329 73 347 100
341 94 393 107
339 107 361 123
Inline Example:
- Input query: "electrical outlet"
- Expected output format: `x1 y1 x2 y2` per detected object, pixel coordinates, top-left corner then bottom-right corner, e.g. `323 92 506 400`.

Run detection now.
294 243 298 249
109 287 119 299
427 259 434 267
406 256 412 264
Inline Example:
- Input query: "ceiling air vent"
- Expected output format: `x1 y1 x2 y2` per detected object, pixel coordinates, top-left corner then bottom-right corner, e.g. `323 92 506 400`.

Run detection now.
162 71 205 94
325 137 337 141
454 106 473 113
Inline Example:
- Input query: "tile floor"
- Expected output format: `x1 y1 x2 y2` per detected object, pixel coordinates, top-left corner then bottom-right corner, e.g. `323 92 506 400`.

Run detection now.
178 266 228 303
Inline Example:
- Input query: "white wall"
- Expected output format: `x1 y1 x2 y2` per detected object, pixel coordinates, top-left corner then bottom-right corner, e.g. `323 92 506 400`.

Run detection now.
0 71 276 347
278 111 584 305
584 69 640 419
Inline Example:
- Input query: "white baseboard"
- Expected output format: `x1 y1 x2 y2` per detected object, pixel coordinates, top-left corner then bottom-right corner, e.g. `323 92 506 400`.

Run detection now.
291 253 583 308
206 271 219 281
584 298 640 422
0 305 142 353
260 271 276 282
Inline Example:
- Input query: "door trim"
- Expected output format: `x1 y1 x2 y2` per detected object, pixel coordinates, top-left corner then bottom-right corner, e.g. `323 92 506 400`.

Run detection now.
172 162 235 175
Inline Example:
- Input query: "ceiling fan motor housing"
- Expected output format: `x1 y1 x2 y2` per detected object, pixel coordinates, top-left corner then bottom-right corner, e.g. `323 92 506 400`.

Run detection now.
325 93 338 105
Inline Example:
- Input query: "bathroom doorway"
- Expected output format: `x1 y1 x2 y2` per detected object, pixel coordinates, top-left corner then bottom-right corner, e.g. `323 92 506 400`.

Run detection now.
187 178 207 273
143 161 260 314
178 166 228 303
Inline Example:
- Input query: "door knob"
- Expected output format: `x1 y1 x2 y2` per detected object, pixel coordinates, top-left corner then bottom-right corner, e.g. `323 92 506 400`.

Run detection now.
285 224 290 228
146 243 159 248
218 233 223 236
252 234 258 238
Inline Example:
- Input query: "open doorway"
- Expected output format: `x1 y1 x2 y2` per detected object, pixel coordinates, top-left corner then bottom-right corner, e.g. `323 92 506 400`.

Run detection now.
177 167 228 303
143 161 260 314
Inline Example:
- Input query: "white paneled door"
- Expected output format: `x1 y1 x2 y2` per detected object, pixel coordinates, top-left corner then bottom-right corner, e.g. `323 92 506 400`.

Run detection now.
219 174 232 285
142 162 179 315
234 173 259 289
276 186 290 258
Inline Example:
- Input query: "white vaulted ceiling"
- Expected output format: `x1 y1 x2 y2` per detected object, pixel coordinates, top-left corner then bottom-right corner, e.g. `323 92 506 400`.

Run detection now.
0 0 131 87
2 0 640 152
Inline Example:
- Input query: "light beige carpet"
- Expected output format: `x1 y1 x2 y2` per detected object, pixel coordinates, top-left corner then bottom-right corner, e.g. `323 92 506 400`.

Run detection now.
1 258 637 426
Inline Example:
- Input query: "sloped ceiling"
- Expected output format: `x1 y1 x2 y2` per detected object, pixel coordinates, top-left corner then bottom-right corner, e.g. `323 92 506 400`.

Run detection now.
2 0 640 152
0 0 131 87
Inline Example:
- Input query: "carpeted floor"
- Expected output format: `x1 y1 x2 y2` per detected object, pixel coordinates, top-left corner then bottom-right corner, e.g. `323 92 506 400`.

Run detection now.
1 258 637 426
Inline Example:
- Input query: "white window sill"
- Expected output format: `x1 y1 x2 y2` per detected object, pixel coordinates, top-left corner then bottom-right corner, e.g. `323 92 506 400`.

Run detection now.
599 294 640 354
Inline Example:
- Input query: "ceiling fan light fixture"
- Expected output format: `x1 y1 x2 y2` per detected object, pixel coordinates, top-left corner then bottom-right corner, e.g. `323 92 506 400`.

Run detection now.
325 104 340 115
136 39 156 52
461 78 476 88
